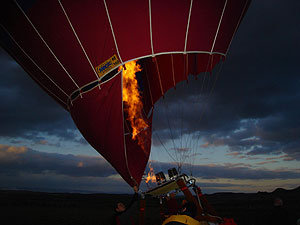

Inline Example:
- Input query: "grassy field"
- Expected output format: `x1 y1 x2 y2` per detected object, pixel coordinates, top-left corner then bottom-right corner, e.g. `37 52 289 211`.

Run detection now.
0 187 299 225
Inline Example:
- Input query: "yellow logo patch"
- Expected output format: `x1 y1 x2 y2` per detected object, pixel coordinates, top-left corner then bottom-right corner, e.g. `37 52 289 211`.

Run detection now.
95 54 120 78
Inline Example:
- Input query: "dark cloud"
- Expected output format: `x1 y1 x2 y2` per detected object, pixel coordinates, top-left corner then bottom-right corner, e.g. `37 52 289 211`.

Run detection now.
4 143 299 182
0 144 115 178
195 181 252 194
0 146 130 193
149 160 300 181
0 172 131 194
0 48 78 141
0 145 299 193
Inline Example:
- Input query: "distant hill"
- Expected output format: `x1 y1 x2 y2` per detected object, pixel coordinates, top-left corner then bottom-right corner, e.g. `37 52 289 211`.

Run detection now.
271 186 300 194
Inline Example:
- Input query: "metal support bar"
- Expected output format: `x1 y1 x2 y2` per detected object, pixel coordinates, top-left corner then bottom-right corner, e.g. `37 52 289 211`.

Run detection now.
139 196 146 225
176 178 204 221
159 197 165 223
193 186 218 216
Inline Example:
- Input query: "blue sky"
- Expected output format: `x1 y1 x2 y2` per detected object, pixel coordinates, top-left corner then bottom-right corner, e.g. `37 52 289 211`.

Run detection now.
1 1 300 194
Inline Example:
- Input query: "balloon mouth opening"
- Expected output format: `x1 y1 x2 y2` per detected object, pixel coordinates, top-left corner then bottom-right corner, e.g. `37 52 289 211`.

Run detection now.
121 60 149 151
68 66 120 104
67 52 224 110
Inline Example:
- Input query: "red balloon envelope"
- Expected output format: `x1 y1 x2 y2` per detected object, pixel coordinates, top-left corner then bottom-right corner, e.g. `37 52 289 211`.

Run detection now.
0 0 251 186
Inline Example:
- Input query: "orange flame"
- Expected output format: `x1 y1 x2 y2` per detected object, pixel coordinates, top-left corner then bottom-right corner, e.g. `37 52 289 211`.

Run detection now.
121 61 148 149
145 162 156 183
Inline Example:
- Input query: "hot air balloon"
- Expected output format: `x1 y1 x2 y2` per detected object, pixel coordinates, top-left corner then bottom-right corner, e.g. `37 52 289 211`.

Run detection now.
0 0 251 190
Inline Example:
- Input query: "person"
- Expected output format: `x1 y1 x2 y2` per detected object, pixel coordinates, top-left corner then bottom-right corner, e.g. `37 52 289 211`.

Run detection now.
112 185 139 225
267 197 292 225
180 201 197 218
162 202 201 225
181 199 188 206
166 192 179 215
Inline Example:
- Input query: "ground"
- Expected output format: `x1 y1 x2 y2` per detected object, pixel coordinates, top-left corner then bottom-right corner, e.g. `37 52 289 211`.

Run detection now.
0 187 299 225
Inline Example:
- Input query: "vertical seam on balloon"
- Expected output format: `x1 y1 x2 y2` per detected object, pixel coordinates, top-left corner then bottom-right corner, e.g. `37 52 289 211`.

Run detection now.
171 54 176 87
14 0 81 90
149 0 154 56
184 0 193 53
185 54 189 79
0 24 69 106
226 0 249 55
58 0 100 82
210 0 228 53
143 61 154 106
120 69 136 185
103 0 124 64
155 59 164 96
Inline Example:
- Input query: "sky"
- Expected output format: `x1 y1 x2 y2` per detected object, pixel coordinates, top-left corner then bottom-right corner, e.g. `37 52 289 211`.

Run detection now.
0 1 300 194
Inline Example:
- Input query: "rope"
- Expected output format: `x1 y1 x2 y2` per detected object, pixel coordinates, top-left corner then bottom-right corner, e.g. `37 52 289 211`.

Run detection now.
210 0 228 53
0 24 68 102
103 0 123 64
226 0 250 55
120 69 137 185
58 0 100 81
153 130 178 164
163 101 179 164
14 0 81 90
148 0 154 56
184 0 193 53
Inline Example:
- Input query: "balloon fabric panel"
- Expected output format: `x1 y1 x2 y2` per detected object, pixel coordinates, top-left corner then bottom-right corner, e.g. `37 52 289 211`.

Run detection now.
0 0 251 186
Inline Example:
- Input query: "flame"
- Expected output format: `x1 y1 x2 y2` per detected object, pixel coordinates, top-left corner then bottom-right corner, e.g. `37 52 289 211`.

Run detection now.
145 162 156 183
121 61 148 149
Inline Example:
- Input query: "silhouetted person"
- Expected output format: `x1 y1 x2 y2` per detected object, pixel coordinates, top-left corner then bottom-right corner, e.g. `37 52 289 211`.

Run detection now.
112 186 139 225
268 197 292 225
180 201 197 218
166 192 179 215
162 202 199 225
181 199 187 206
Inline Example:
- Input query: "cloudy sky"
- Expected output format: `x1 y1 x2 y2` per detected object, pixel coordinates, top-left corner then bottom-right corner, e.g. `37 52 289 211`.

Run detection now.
1 1 300 194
